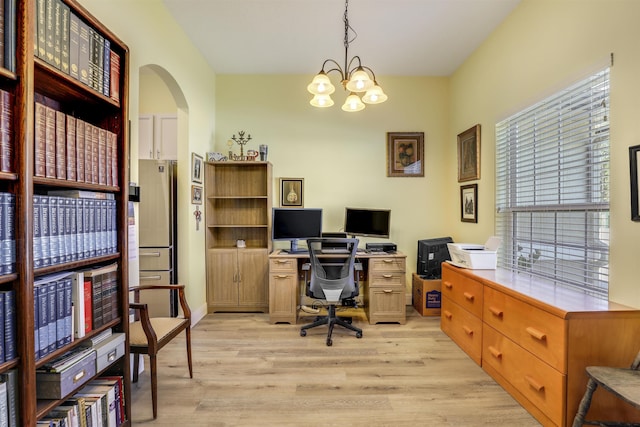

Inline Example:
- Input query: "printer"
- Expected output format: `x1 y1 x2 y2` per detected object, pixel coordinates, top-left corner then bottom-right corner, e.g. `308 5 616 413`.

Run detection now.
447 236 502 270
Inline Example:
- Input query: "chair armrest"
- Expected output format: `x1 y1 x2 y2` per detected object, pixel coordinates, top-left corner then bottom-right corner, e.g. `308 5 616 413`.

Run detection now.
128 301 158 350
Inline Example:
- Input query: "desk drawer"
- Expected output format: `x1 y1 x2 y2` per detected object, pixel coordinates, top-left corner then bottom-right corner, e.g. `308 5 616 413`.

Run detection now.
442 268 483 318
441 296 482 365
484 286 566 372
269 258 297 273
369 257 405 273
483 324 565 426
369 271 405 288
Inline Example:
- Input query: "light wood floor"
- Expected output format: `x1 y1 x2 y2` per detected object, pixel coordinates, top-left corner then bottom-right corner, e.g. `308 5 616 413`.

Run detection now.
129 308 541 426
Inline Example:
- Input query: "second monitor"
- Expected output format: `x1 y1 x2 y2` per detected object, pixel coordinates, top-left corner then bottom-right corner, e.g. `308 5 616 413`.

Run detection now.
344 207 391 238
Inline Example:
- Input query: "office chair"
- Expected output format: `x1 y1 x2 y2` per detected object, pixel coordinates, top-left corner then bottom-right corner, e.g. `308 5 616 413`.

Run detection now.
572 349 640 427
129 284 193 419
300 238 363 346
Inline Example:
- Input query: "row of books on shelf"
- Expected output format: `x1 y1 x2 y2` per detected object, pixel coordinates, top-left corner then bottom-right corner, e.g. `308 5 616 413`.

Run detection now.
0 192 15 275
34 193 117 269
0 89 13 174
34 263 119 362
35 0 120 102
0 369 18 427
0 0 17 73
38 376 125 427
35 101 119 187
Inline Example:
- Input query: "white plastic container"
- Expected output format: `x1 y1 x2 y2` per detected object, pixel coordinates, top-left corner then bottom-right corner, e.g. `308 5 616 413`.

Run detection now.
447 236 502 270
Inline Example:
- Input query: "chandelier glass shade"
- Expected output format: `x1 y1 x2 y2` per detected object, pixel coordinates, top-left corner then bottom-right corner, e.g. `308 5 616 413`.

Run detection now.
307 0 387 112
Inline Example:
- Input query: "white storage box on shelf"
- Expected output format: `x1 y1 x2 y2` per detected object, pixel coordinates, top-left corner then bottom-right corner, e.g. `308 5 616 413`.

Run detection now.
447 236 502 270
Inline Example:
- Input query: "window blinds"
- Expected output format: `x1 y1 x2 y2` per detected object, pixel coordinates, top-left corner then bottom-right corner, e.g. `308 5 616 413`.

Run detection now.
495 68 610 298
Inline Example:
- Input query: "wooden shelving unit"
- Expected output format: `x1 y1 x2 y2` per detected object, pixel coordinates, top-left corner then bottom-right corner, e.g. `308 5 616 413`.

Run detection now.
204 161 272 313
0 0 131 424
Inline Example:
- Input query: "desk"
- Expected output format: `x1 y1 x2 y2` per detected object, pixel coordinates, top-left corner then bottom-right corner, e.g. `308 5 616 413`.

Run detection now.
268 250 406 325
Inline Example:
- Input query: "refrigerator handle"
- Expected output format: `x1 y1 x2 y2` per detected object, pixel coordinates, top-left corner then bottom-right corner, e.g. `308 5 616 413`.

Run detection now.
140 252 162 257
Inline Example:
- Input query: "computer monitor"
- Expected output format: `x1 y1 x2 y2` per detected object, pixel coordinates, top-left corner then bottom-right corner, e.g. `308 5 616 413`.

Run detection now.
417 237 453 279
272 208 323 253
343 207 391 238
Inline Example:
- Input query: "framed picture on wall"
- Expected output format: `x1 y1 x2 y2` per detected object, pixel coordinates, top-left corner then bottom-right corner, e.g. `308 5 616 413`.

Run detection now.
630 145 640 221
461 184 478 223
280 178 304 207
386 132 425 177
191 185 203 205
191 152 203 183
457 124 481 182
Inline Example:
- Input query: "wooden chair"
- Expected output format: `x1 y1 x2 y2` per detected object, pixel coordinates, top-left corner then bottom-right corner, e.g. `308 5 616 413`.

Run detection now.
572 350 640 426
129 284 193 419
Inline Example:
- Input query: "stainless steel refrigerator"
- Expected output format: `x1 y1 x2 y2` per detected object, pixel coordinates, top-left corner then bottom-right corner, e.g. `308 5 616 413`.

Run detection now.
138 159 178 317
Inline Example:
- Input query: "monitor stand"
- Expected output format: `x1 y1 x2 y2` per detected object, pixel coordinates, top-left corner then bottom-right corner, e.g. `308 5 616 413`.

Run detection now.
284 239 308 254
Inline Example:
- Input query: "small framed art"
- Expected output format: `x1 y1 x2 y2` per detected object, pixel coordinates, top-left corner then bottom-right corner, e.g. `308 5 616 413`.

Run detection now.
457 124 481 182
460 184 478 223
191 185 202 204
386 132 424 177
630 145 640 221
280 178 304 207
191 152 203 183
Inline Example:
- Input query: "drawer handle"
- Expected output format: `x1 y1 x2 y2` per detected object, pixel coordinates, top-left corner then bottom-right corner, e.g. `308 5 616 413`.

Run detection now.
383 259 393 263
141 275 162 281
73 369 86 383
444 310 453 319
444 281 453 289
382 274 393 279
489 306 504 317
462 326 474 336
526 327 547 341
525 375 545 392
276 260 289 264
276 274 289 279
140 252 161 257
383 289 393 294
463 292 474 301
488 346 502 359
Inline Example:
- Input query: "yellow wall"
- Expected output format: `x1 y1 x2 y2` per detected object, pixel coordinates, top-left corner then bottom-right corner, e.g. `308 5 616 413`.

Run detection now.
215 74 451 290
448 0 640 307
77 0 640 310
78 0 216 319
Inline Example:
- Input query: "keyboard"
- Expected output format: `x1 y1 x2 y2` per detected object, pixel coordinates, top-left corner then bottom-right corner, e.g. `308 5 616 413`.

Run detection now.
321 248 350 254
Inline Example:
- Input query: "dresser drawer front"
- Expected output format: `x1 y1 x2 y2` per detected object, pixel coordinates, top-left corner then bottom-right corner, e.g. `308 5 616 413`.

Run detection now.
369 257 405 273
269 257 297 273
441 297 482 365
483 325 565 425
442 268 483 318
484 286 566 372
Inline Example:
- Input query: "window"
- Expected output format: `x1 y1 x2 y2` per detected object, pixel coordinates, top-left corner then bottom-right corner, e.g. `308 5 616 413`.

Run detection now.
495 69 610 298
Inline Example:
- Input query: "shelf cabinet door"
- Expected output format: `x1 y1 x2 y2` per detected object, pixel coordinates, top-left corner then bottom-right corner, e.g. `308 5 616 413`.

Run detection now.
207 249 239 309
238 249 268 308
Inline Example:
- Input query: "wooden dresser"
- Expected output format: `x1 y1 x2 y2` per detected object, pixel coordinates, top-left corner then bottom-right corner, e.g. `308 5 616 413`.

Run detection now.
441 262 640 427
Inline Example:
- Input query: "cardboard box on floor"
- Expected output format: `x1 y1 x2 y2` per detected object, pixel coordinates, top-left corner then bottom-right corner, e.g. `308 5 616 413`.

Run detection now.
412 273 441 316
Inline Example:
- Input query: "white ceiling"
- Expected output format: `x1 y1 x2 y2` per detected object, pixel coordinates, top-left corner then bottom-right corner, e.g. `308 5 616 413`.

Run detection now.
162 0 521 77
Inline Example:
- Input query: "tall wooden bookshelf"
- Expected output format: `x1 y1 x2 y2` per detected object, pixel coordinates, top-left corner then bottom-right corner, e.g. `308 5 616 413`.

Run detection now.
0 0 131 425
204 161 272 313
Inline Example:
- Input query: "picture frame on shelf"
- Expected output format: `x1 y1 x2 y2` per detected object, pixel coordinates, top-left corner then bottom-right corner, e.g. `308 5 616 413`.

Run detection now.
191 185 202 205
279 178 304 207
191 152 203 183
630 145 640 221
386 132 424 177
457 124 481 182
461 184 478 223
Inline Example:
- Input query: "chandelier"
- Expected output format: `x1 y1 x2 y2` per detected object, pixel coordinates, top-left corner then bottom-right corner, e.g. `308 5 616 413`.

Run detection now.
306 0 388 112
